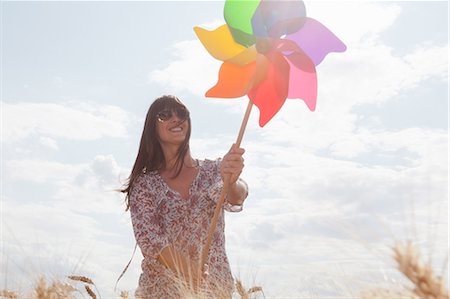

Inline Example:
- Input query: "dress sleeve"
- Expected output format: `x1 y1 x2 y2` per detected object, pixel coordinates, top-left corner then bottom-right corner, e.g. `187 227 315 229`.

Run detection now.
129 174 169 259
207 158 248 213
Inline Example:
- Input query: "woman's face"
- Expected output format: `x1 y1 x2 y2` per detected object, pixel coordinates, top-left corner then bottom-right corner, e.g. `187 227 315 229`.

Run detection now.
155 106 190 147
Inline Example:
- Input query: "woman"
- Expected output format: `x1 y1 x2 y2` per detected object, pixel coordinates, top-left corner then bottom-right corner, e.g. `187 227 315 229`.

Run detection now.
121 95 248 298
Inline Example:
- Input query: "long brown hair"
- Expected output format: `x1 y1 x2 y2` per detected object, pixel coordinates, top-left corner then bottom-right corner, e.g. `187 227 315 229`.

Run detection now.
121 95 191 210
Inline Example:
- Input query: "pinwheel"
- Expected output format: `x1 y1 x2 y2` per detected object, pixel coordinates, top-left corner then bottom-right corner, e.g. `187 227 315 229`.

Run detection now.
194 0 346 127
195 0 346 271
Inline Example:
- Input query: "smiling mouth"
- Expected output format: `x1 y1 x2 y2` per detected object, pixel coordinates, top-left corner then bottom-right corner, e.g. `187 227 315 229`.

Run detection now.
169 127 183 132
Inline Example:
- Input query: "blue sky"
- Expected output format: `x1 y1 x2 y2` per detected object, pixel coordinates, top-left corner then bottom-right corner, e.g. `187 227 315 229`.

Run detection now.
1 1 448 298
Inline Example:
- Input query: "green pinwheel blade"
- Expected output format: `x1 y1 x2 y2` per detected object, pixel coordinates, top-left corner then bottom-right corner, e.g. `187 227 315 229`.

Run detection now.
224 0 260 47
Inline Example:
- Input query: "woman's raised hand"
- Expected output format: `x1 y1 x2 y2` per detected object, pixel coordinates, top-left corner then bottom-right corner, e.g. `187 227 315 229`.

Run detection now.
220 144 245 185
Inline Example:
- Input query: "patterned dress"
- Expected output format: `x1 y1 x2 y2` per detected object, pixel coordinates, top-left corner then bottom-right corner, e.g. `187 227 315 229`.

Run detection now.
130 159 247 298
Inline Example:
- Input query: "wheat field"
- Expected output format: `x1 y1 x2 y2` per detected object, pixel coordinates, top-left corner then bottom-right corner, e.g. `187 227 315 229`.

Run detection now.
1 240 447 299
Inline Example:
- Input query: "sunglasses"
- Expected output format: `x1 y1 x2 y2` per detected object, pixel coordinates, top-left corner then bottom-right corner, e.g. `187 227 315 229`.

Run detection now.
156 107 189 122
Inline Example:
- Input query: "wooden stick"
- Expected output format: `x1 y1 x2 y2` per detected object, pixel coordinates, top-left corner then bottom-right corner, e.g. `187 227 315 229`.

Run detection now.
200 100 254 273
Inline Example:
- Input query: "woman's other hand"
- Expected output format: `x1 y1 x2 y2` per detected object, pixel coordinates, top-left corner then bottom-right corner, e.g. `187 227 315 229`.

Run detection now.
220 144 245 184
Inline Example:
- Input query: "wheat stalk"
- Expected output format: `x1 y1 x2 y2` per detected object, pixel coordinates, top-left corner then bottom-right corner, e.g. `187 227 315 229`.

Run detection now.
0 289 18 299
32 277 78 299
67 275 101 299
235 279 264 299
393 241 448 299
84 286 96 299
67 276 94 285
236 279 248 299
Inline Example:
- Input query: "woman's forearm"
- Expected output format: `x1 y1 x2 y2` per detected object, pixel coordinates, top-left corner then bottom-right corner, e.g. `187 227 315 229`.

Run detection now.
226 179 248 206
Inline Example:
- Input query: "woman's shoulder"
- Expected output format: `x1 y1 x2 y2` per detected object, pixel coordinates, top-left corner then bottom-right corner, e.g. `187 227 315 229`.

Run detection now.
132 170 159 187
129 170 160 203
198 158 222 178
198 158 221 169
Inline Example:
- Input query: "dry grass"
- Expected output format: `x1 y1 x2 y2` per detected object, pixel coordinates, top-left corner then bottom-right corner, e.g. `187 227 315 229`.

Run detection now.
235 279 264 299
362 240 448 299
0 289 18 299
31 277 78 299
68 275 101 299
67 276 94 285
393 241 448 299
1 242 447 299
84 285 97 299
169 277 263 299
0 276 103 299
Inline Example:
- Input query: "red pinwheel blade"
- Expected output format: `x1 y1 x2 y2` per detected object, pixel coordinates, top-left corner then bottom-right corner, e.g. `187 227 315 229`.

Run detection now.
249 52 290 127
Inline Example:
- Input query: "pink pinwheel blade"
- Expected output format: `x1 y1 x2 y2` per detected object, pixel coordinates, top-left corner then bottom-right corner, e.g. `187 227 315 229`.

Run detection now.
287 17 346 66
286 53 317 111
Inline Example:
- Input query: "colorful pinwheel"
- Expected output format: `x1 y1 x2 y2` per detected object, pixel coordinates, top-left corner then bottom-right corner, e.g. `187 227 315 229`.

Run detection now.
194 0 346 127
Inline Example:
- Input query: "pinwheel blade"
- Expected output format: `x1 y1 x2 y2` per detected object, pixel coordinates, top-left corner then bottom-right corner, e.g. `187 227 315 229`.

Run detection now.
276 39 315 73
227 45 258 65
287 17 346 66
206 61 257 98
224 0 260 47
286 54 317 111
249 52 290 127
194 25 248 62
252 0 307 38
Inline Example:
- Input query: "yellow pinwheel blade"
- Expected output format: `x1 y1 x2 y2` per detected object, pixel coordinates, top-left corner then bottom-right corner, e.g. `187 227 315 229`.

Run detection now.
194 25 252 63
227 45 257 65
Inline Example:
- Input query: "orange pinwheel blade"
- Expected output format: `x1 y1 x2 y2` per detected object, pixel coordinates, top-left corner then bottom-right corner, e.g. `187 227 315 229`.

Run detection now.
206 61 257 98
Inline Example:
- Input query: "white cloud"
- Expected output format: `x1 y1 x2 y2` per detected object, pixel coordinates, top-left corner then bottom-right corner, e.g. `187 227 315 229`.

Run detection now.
307 2 402 45
39 136 59 150
4 154 127 213
91 154 122 185
6 159 85 184
149 40 221 97
2 101 131 142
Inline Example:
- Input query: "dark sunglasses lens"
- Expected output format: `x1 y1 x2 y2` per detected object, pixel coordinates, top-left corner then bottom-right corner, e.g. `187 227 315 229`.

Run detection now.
176 108 189 119
157 108 189 122
157 110 172 121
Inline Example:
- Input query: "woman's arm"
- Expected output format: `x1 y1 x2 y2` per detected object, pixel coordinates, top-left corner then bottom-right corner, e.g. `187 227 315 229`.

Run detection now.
220 144 248 206
227 178 248 206
129 175 169 260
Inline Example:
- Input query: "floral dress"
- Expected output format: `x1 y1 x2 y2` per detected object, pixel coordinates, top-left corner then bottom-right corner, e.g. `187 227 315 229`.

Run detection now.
129 159 247 298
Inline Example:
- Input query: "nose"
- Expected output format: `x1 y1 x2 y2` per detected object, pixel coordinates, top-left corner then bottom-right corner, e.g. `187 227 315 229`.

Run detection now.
169 113 184 124
169 113 180 121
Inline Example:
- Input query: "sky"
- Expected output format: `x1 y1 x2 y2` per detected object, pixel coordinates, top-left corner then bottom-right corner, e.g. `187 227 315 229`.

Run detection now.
1 1 449 298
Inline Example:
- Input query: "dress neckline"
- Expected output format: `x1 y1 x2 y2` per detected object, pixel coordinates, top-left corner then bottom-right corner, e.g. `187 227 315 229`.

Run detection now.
157 159 202 200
